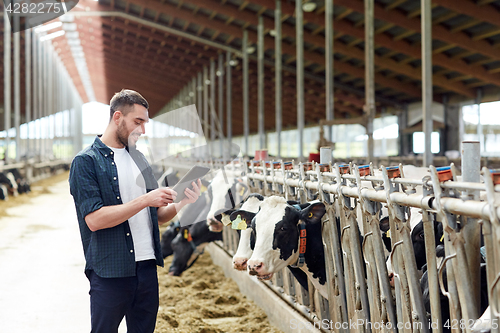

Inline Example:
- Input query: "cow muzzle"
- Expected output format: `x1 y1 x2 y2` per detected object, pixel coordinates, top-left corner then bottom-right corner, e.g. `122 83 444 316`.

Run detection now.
233 258 248 271
208 217 224 232
247 261 273 280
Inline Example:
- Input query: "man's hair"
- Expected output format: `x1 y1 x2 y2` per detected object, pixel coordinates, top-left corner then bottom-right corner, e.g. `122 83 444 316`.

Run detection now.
109 89 149 119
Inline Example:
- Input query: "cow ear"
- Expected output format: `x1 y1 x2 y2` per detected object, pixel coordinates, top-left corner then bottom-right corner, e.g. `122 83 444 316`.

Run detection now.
301 202 326 224
230 209 256 227
379 216 390 232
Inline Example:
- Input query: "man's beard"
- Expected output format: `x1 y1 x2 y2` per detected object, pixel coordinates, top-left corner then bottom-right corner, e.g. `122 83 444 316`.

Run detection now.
116 120 135 148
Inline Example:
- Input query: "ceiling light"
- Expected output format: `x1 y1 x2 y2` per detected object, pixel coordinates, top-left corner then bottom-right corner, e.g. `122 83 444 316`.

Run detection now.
189 92 195 97
34 21 62 33
302 2 317 12
39 30 65 41
229 60 238 66
246 46 256 54
269 29 277 37
205 79 211 85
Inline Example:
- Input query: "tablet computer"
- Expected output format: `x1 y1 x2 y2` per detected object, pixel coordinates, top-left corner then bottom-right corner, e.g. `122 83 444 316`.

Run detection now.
171 165 211 203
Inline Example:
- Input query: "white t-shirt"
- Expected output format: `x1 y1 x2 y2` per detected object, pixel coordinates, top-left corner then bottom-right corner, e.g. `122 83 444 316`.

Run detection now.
110 147 155 262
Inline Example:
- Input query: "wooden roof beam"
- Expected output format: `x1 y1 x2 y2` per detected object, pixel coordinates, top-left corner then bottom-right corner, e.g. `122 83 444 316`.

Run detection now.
433 0 500 28
333 0 500 61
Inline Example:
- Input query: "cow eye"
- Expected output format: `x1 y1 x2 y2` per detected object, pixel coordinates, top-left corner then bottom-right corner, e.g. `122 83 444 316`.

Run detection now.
280 226 285 231
419 232 425 240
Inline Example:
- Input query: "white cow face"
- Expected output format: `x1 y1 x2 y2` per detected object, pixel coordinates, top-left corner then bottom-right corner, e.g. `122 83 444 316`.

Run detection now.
205 171 248 232
246 196 325 280
230 194 264 270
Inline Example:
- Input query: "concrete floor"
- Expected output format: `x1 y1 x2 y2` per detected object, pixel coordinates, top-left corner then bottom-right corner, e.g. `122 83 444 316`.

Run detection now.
0 179 126 333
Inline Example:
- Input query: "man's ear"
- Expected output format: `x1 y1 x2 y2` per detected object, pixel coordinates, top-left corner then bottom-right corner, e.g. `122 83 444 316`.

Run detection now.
300 202 326 225
112 110 122 125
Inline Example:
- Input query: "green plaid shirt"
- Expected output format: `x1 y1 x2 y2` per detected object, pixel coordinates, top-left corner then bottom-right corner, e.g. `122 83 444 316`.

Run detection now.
69 136 164 278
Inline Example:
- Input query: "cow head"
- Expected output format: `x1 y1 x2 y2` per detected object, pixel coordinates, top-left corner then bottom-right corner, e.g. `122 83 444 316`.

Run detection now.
160 221 181 258
206 171 249 232
229 194 264 270
168 227 195 276
246 196 325 280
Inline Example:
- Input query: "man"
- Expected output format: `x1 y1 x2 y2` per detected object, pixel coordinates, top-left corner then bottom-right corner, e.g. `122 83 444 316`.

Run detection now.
69 89 202 333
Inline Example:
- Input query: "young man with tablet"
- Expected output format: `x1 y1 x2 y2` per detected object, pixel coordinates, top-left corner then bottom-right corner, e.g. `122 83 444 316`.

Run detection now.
69 89 203 333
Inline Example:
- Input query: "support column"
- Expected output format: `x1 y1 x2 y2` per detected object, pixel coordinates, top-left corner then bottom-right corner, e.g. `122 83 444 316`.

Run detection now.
296 0 304 161
4 10 12 163
14 16 21 162
243 30 249 158
325 0 334 142
365 0 375 162
476 89 483 153
422 0 433 166
218 53 224 157
210 60 216 156
226 51 232 155
203 66 209 153
26 28 32 161
258 16 265 150
275 1 282 159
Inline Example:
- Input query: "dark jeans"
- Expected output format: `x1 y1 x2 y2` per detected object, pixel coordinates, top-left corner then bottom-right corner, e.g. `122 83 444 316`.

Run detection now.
86 260 159 333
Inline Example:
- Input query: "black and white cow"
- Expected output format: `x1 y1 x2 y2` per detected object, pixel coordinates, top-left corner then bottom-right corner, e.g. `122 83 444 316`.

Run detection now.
168 221 223 276
231 193 265 271
205 169 248 232
8 168 30 194
235 196 329 298
161 221 181 258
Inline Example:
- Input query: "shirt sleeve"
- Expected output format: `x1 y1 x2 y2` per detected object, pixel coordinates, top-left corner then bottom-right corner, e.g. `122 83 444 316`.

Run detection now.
69 154 104 221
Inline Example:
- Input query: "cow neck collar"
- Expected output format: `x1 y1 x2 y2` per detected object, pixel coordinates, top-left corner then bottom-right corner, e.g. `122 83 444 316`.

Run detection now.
290 220 307 268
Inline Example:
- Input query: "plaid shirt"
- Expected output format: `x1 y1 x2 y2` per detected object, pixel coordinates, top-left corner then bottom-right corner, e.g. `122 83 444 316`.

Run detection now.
69 136 164 278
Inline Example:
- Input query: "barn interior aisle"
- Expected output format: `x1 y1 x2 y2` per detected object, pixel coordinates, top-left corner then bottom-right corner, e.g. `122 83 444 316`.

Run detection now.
0 172 91 333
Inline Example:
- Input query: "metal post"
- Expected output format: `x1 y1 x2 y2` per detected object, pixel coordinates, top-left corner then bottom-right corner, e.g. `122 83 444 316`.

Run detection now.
476 89 483 153
218 53 224 157
243 30 249 158
462 141 482 313
197 72 202 119
258 16 265 150
14 16 20 162
296 0 304 161
38 35 43 158
203 66 209 154
275 0 282 159
4 10 11 164
226 51 232 155
325 0 334 143
365 0 375 162
26 28 32 161
422 0 433 166
210 60 216 156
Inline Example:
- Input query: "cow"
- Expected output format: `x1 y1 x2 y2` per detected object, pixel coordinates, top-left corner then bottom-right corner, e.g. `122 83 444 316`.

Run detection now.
168 221 223 276
7 168 30 194
205 168 248 232
161 220 181 258
236 196 329 298
0 171 17 197
420 262 488 333
231 193 265 271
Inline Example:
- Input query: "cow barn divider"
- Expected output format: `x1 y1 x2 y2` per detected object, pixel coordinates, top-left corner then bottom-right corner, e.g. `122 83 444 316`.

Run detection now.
164 157 500 333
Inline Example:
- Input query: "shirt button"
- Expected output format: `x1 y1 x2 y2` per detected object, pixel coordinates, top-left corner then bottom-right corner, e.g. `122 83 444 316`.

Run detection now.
117 196 120 200
110 151 113 154
104 154 107 157
113 177 117 180
130 250 134 253
111 162 114 165
126 233 130 236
